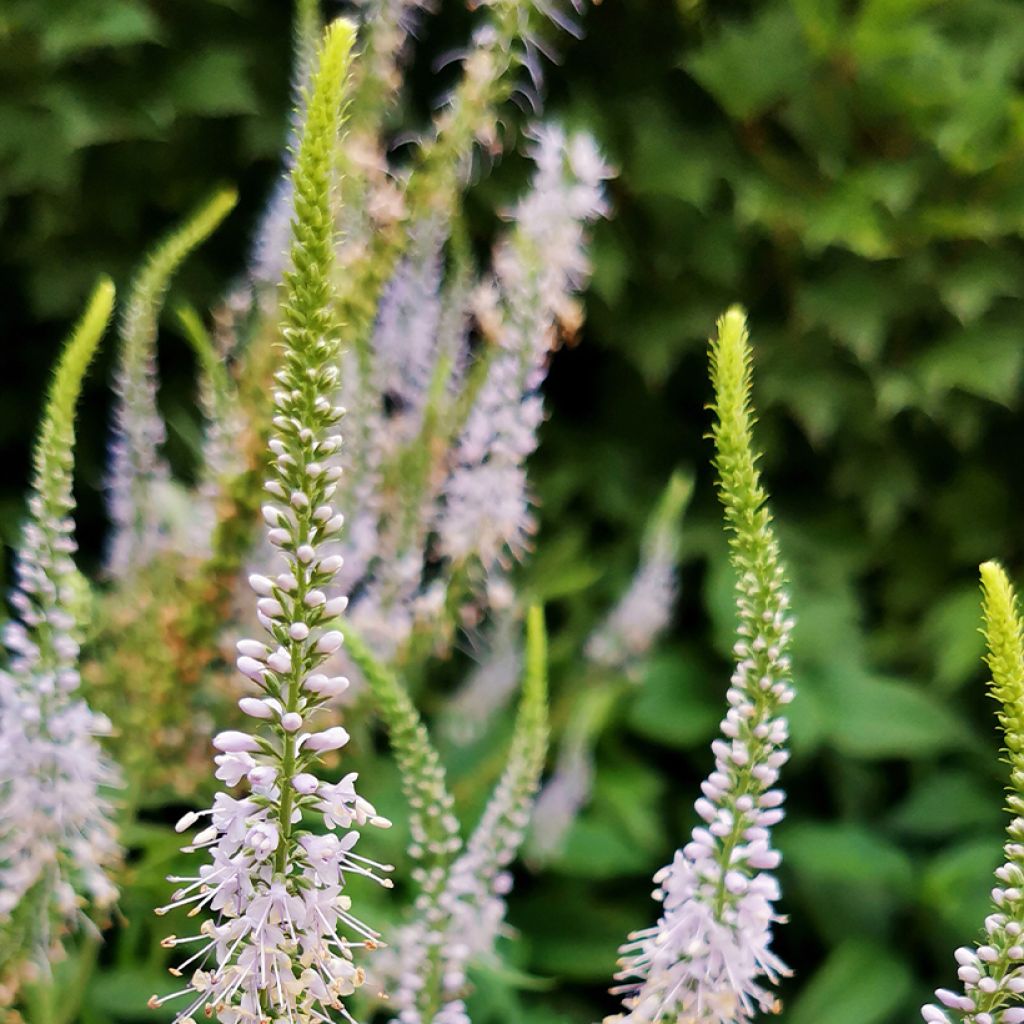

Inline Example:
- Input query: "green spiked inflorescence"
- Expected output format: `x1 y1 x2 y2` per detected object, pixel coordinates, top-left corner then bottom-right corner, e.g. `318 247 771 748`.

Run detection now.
923 562 1024 1024
106 187 237 578
0 279 121 1004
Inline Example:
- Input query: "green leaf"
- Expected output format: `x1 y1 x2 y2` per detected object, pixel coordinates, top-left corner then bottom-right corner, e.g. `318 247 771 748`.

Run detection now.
554 816 655 879
41 0 162 60
821 670 967 759
939 249 1020 324
888 770 1003 838
517 886 635 981
921 837 1002 940
787 940 913 1024
626 650 720 748
921 584 987 692
781 821 914 941
168 49 259 117
686 4 814 119
781 821 914 891
912 316 1024 408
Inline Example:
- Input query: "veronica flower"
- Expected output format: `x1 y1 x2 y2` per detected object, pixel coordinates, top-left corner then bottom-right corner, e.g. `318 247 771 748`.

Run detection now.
105 187 236 578
437 125 611 576
375 606 549 1024
371 219 446 446
176 304 246 560
610 309 794 1024
153 23 393 1023
348 0 434 119
0 280 120 991
921 561 1024 1024
441 612 523 744
587 472 692 677
528 738 593 864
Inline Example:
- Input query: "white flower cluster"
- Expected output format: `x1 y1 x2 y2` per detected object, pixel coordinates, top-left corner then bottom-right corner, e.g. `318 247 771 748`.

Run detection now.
154 364 394 1021
585 550 678 677
438 125 611 574
611 560 794 1024
106 288 173 578
528 740 594 864
0 462 119 960
312 127 609 665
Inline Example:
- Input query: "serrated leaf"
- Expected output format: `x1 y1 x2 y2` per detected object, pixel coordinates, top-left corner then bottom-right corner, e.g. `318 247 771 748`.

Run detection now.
686 4 813 119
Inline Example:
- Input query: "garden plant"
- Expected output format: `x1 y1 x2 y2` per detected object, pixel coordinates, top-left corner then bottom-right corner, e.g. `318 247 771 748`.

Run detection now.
4 2 1024 1024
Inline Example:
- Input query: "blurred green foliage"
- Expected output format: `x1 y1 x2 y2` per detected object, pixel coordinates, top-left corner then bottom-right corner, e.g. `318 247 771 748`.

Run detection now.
6 0 1024 1022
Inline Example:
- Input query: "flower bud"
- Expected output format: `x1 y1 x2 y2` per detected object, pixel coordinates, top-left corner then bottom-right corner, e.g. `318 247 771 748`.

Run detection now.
213 731 260 753
292 773 319 795
248 574 274 596
239 698 274 719
315 630 344 654
303 726 350 752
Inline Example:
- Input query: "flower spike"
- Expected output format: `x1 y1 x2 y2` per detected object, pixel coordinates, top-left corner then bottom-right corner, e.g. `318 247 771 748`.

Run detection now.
586 469 693 676
154 21 392 1024
381 604 550 1024
106 186 237 578
0 278 121 995
609 307 794 1024
921 561 1024 1024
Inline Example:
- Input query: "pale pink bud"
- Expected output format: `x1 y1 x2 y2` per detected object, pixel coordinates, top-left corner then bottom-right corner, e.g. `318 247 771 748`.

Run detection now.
237 656 265 680
315 630 344 654
292 773 319 794
257 598 284 619
249 574 274 596
267 649 292 673
239 698 274 719
248 766 278 788
213 731 260 753
321 514 344 536
305 674 349 697
304 726 350 752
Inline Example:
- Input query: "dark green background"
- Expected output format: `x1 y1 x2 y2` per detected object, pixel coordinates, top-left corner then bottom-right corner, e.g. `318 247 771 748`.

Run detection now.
4 1 1024 1021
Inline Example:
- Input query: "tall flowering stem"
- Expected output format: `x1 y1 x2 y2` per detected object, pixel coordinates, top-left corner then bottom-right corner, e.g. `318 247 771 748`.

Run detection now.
345 628 461 903
437 125 610 585
921 561 1024 1024
0 279 120 997
610 307 794 1024
106 187 237 578
153 22 393 1023
378 605 549 1024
